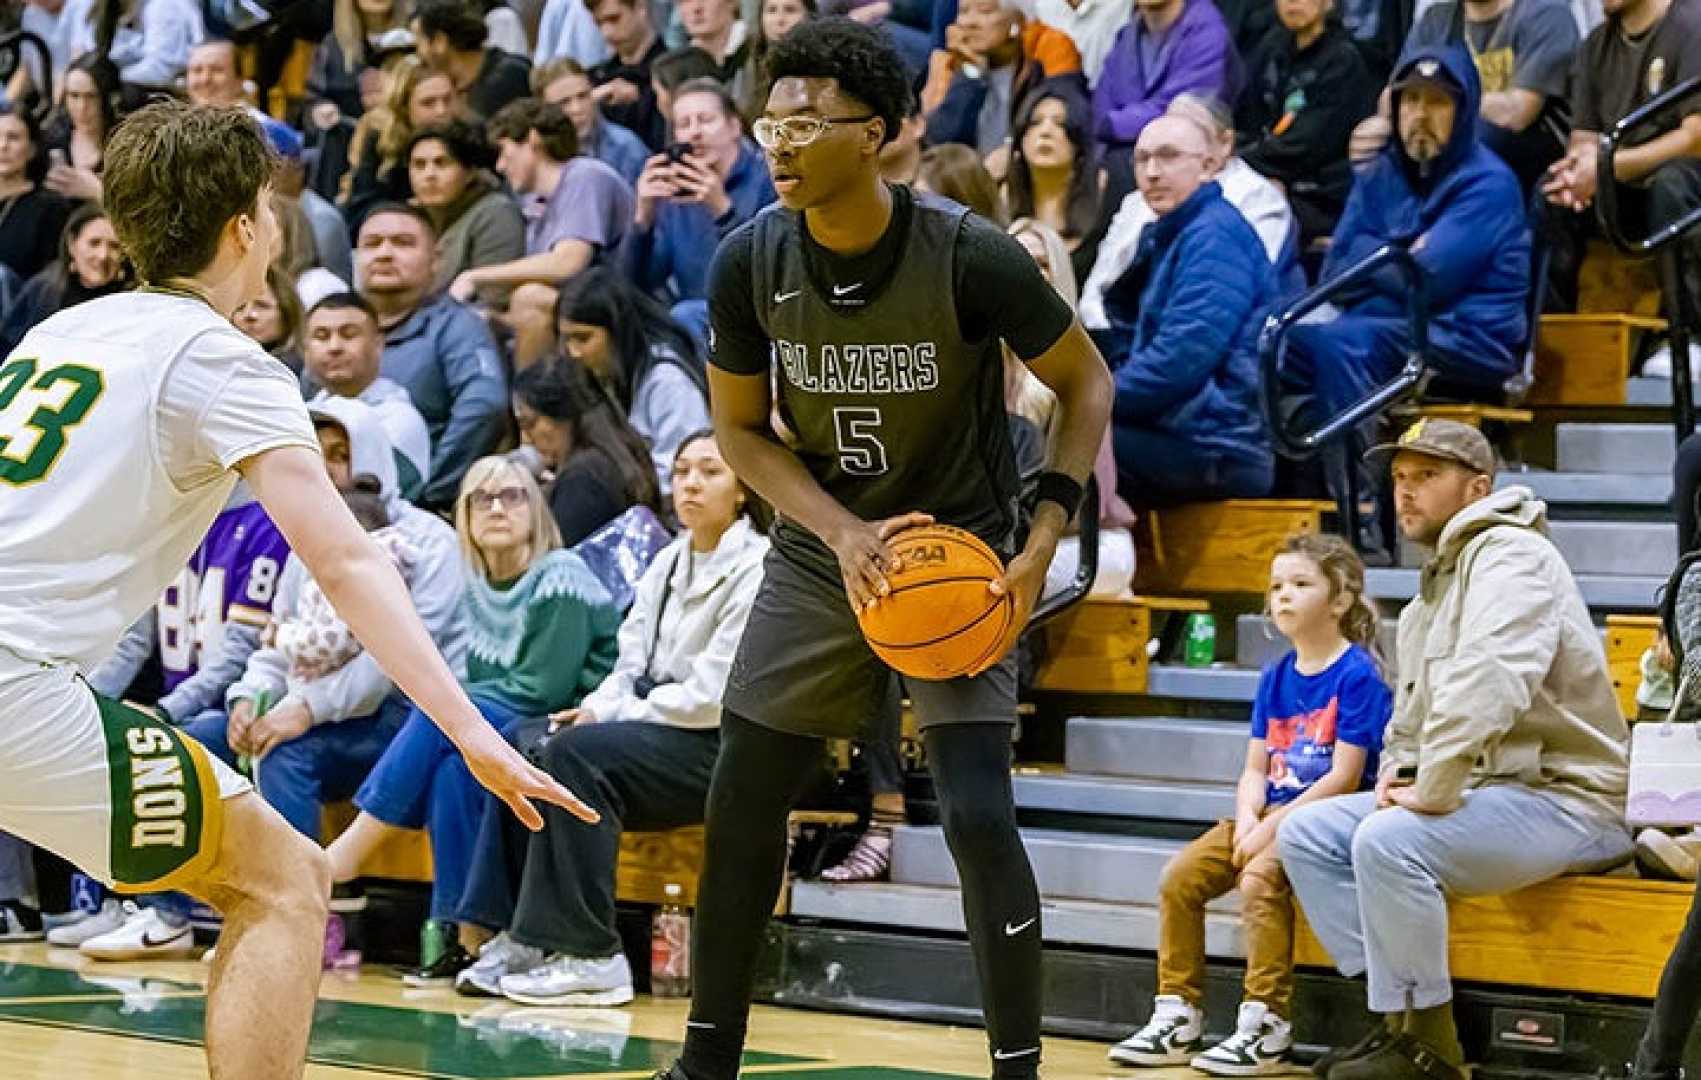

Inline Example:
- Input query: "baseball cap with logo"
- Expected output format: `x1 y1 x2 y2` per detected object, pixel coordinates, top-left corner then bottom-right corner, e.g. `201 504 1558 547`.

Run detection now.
1365 418 1497 475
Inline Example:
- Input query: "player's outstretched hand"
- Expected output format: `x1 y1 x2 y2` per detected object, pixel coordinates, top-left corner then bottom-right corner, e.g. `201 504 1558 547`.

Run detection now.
457 723 600 831
829 512 934 611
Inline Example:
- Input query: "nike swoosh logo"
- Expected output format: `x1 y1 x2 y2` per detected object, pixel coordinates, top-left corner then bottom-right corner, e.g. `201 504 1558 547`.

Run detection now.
1004 916 1037 936
142 928 186 948
773 289 801 304
831 283 862 296
686 1021 716 1029
993 1047 1040 1061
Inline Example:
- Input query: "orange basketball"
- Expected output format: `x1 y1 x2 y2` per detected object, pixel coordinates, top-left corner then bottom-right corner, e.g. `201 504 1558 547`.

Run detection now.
857 525 1014 681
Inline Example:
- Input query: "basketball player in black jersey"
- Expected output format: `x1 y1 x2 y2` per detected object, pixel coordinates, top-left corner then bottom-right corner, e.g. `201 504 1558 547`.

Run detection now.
653 19 1113 1080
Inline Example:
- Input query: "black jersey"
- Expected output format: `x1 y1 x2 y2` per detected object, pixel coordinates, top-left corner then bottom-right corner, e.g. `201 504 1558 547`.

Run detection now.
708 188 1074 567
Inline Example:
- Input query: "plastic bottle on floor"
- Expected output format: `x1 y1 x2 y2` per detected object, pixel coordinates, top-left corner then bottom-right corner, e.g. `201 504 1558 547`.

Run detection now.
651 883 691 998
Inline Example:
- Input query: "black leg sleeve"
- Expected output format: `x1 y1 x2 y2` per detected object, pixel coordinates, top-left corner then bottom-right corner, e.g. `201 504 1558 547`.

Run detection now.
924 723 1043 1080
1636 874 1701 1075
679 712 824 1080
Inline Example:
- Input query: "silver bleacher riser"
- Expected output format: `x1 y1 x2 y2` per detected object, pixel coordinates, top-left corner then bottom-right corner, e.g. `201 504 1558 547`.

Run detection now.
1555 421 1677 476
1235 614 1398 671
1499 470 1670 508
890 825 1238 912
1065 718 1248 784
788 881 1249 957
1397 520 1675 578
1144 665 1260 702
1368 567 1664 610
1012 773 1236 825
1625 377 1701 411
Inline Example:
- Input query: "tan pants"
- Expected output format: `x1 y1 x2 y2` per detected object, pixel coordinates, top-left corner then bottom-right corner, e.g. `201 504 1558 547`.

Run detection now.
1157 818 1295 1018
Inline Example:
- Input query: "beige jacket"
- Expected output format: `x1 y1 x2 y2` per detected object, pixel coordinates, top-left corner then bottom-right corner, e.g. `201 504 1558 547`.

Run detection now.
1386 486 1629 819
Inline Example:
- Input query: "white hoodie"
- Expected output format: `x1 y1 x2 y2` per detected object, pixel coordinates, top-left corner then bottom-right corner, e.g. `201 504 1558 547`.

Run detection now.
226 397 467 724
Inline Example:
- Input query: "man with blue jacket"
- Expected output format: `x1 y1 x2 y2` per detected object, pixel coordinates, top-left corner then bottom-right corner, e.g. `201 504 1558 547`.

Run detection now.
1283 44 1529 547
1101 111 1276 504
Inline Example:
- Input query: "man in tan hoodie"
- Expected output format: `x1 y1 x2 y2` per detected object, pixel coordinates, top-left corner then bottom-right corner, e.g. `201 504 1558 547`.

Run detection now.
1277 419 1632 1080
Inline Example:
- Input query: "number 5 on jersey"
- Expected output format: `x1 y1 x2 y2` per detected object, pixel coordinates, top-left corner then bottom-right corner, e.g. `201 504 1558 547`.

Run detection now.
833 406 888 477
0 359 106 487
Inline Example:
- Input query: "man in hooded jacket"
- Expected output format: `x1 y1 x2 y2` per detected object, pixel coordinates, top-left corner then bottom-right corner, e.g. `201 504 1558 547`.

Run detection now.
1277 419 1630 1080
1280 44 1530 549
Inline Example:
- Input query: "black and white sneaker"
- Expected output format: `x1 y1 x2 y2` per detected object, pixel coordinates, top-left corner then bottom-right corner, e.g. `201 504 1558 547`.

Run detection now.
1191 1001 1293 1076
1109 994 1205 1066
0 900 43 942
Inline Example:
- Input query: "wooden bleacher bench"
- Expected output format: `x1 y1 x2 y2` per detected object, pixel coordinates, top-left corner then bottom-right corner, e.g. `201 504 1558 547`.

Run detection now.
1295 874 1693 998
1607 614 1662 720
1134 500 1333 596
1034 595 1208 695
1400 403 1534 428
1531 313 1668 406
320 802 856 912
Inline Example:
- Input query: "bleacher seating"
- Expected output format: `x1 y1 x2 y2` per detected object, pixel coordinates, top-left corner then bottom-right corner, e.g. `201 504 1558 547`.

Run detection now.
1134 499 1333 596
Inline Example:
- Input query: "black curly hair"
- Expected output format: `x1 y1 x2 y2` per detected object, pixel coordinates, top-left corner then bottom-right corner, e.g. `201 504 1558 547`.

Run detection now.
763 16 913 147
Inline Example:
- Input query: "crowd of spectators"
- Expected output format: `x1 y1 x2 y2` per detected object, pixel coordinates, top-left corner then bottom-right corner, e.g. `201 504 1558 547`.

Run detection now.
0 0 1698 1071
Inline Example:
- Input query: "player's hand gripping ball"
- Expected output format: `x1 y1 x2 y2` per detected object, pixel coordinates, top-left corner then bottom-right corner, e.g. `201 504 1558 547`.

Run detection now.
856 525 1015 680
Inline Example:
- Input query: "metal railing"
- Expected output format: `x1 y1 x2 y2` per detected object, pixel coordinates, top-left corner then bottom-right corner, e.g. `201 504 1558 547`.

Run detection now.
1028 472 1100 630
1597 74 1701 441
1259 243 1432 458
0 32 54 117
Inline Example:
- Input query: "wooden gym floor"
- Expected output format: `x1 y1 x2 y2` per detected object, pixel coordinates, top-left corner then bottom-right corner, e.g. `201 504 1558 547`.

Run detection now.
0 942 1310 1079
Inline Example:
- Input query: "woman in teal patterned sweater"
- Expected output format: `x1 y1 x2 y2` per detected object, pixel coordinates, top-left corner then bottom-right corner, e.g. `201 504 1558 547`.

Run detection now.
326 456 622 977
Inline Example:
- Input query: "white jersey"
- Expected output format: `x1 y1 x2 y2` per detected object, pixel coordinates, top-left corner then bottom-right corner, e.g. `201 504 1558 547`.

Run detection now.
0 291 318 673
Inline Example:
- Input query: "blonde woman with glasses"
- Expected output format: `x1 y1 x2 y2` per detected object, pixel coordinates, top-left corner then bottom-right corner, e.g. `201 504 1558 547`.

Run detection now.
325 455 623 984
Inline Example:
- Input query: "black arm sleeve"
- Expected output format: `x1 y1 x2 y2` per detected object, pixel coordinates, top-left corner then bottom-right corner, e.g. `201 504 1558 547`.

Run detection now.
705 223 773 376
953 215 1077 362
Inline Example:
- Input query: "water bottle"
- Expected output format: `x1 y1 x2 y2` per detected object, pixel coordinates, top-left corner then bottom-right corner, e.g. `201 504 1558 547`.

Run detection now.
1183 613 1217 668
650 883 691 998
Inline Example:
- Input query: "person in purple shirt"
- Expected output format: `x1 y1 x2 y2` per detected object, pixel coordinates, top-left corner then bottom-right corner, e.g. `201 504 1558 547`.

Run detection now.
450 98 636 367
1093 0 1240 157
89 487 292 725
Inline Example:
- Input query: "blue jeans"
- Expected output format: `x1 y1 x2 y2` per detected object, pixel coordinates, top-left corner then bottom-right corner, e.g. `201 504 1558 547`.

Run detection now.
1112 425 1273 507
182 697 408 841
354 696 527 921
1276 787 1631 1014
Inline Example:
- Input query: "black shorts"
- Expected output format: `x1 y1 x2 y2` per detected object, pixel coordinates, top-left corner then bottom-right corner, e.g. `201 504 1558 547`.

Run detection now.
723 541 1017 740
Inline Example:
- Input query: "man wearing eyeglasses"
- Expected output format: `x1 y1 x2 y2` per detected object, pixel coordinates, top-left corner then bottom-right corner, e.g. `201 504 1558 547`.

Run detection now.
648 17 1112 1080
1096 108 1279 506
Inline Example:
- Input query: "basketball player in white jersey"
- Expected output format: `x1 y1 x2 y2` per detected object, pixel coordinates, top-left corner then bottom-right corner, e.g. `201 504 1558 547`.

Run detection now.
0 101 598 1080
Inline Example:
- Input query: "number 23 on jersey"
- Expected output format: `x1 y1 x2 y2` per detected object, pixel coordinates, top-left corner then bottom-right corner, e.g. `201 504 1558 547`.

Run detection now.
0 358 105 487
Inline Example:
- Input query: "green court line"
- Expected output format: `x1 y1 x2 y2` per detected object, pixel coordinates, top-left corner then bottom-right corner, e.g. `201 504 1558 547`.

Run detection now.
0 962 814 1079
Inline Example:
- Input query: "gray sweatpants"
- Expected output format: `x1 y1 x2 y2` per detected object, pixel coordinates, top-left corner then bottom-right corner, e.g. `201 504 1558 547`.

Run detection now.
1277 787 1631 1013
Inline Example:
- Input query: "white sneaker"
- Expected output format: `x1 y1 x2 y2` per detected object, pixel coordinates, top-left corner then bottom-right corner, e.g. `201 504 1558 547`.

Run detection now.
47 899 128 948
1637 828 1701 882
499 952 635 1007
1108 994 1205 1066
1643 341 1701 381
456 932 547 998
1190 1001 1294 1076
78 903 194 961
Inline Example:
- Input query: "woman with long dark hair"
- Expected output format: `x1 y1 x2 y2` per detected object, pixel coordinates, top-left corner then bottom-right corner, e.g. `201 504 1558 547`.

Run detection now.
1 203 131 353
512 360 663 546
42 56 123 204
1004 78 1108 286
554 267 711 491
0 104 72 283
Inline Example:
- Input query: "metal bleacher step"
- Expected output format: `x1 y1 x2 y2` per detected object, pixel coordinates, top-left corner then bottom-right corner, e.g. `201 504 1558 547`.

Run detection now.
1397 519 1676 578
1234 614 1398 671
891 825 1236 912
1555 421 1676 476
1367 566 1665 610
1499 469 1671 509
1625 376 1700 410
787 880 1248 956
1144 664 1260 703
1065 717 1247 783
1012 772 1236 826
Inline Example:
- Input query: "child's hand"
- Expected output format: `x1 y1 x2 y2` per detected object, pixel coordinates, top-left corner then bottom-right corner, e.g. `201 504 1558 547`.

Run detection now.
1231 811 1261 862
1233 818 1276 867
1655 631 1675 673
